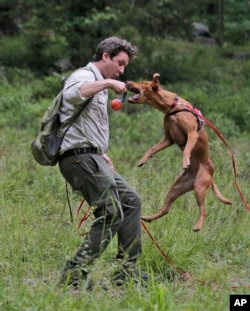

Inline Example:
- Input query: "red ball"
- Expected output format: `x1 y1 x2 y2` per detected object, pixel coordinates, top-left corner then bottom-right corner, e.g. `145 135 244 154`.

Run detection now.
110 99 122 111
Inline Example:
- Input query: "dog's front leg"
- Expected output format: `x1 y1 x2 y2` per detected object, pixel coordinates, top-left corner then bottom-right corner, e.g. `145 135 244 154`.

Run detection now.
182 131 198 169
142 169 194 222
138 136 172 167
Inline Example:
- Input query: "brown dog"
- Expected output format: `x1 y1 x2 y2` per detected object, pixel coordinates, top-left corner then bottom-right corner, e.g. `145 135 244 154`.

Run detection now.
126 74 232 231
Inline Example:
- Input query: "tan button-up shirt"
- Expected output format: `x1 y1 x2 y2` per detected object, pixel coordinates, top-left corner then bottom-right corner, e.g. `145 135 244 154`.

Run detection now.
59 62 109 155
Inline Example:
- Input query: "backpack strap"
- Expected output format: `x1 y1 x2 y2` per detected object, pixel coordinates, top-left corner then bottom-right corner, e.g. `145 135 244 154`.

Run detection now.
58 67 97 137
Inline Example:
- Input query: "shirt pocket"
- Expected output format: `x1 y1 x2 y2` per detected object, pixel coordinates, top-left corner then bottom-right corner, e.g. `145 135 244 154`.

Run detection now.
87 94 107 120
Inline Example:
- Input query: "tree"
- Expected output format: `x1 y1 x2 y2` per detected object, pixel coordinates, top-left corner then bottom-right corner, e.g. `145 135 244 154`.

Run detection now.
218 0 224 45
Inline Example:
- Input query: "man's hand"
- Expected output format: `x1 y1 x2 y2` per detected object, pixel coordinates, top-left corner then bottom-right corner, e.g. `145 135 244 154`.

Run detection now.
101 153 114 169
109 80 127 95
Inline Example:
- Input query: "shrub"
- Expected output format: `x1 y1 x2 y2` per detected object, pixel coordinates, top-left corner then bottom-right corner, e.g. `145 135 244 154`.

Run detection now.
0 36 28 67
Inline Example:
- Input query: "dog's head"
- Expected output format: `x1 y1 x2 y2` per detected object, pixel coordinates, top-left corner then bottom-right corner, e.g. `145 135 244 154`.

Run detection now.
126 74 173 112
126 73 160 103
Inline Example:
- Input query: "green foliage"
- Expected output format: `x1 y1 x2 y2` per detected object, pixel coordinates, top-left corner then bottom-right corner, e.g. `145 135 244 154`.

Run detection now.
0 67 35 85
30 74 63 100
224 0 250 44
63 6 119 67
0 36 29 67
1 38 250 136
1 0 250 73
22 13 69 72
121 38 221 83
0 78 34 129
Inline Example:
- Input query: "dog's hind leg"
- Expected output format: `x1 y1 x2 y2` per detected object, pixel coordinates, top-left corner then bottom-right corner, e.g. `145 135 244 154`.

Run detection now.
192 163 214 231
141 169 195 222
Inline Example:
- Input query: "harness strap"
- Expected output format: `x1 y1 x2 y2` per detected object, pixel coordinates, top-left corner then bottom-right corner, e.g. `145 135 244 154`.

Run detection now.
167 109 204 131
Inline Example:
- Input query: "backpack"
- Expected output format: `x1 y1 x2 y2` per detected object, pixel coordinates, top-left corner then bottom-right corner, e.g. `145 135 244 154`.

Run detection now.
31 68 94 166
31 89 64 166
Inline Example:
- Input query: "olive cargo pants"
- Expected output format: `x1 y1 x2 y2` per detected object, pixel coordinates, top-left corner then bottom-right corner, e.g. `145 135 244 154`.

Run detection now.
59 153 142 270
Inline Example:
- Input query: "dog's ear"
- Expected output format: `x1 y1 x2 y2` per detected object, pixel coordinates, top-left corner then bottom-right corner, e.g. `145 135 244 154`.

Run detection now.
152 73 160 92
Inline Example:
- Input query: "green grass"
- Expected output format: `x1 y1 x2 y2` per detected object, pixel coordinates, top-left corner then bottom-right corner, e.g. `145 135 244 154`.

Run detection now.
0 111 249 310
0 43 250 309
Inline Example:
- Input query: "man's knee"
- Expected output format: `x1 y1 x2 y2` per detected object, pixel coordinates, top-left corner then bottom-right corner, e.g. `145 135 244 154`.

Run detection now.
125 190 142 213
93 194 124 225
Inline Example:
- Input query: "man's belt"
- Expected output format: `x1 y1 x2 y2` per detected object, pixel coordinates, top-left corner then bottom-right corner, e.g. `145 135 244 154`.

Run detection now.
58 147 98 160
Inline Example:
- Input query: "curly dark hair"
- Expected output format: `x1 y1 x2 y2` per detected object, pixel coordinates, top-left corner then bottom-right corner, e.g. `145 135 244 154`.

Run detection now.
92 37 137 62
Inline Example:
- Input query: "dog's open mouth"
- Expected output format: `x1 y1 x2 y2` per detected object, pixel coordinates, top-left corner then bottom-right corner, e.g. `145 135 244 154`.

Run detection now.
128 93 140 103
126 85 141 103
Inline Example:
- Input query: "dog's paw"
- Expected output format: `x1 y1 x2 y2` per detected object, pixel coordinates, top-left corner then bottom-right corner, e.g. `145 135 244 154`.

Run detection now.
193 225 201 232
141 216 152 222
137 159 146 167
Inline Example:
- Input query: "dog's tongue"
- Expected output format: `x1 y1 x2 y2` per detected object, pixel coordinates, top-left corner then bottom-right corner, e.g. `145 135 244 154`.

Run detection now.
128 94 140 102
132 94 140 99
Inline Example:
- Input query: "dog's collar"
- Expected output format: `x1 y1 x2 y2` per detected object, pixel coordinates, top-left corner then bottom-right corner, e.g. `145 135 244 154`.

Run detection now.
170 96 179 108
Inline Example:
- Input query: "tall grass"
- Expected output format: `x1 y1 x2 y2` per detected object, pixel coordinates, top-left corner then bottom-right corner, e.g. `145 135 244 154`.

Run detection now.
0 44 249 310
0 111 249 310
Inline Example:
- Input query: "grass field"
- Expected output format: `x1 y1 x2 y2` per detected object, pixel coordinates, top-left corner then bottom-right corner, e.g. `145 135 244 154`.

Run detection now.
0 102 249 311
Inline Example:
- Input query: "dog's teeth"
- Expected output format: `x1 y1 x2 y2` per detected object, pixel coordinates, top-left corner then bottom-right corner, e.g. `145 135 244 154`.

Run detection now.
133 94 140 100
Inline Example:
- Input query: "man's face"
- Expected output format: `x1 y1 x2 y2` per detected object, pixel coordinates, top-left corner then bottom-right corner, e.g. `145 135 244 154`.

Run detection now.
102 51 129 79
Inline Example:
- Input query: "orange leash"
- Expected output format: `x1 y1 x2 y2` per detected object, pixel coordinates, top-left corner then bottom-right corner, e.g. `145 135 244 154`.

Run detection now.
76 200 250 289
170 97 250 212
76 200 205 283
76 201 205 283
142 220 250 289
200 114 250 212
141 221 207 284
76 198 92 235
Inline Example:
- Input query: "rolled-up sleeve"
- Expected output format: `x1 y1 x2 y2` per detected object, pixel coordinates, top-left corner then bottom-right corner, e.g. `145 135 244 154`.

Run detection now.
63 69 95 105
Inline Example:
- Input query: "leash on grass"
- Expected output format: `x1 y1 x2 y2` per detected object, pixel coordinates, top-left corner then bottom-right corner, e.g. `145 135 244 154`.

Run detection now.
75 199 206 283
171 98 250 212
200 114 250 212
142 220 250 290
141 220 207 285
76 199 250 289
202 117 250 212
76 198 92 235
76 199 205 283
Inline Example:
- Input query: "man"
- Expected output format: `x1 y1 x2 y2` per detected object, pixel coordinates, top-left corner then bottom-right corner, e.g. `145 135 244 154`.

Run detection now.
57 37 147 289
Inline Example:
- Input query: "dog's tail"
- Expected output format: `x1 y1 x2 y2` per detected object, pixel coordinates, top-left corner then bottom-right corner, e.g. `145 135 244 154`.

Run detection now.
211 181 232 204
